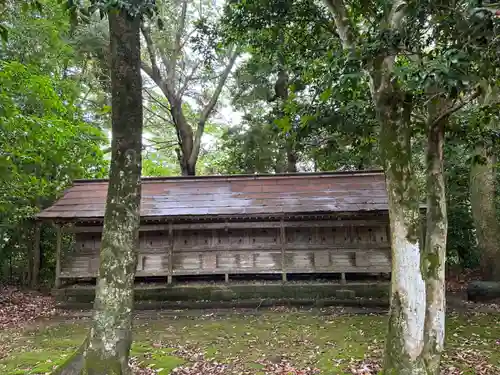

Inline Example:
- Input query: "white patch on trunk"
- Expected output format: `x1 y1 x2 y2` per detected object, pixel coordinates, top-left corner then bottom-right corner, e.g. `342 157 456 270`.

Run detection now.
392 217 426 359
433 308 445 349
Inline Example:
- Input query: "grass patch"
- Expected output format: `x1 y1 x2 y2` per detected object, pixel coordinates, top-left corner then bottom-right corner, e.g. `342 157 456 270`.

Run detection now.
0 311 499 374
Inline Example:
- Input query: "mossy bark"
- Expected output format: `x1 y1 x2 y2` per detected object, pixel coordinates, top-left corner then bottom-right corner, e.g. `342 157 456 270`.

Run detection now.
421 97 448 374
373 77 426 375
52 7 142 375
470 145 500 281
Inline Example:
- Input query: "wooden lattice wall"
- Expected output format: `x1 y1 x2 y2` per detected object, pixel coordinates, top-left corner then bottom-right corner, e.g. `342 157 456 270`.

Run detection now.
60 221 391 280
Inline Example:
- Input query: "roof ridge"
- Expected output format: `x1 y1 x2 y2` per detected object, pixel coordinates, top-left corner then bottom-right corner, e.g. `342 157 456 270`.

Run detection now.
73 169 385 184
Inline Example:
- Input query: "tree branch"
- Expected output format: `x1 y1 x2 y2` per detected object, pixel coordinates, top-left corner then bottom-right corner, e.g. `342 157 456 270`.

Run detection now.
141 24 162 81
168 0 188 91
178 61 202 98
321 0 356 49
144 88 171 113
188 48 239 166
145 138 178 150
430 90 481 128
143 104 173 126
389 0 408 30
141 22 174 79
141 25 175 102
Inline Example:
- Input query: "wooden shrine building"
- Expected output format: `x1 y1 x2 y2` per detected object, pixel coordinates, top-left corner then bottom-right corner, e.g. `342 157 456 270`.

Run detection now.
35 170 392 288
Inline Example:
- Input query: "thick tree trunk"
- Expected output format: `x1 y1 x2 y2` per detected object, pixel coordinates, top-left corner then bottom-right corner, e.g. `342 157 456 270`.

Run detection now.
470 145 500 281
421 98 448 374
172 108 197 176
180 157 196 176
376 88 427 375
52 7 142 375
286 142 297 173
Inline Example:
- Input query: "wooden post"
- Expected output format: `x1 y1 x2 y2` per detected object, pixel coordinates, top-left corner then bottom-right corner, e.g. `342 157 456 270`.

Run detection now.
280 218 287 282
340 272 346 284
31 221 41 288
167 222 173 284
55 224 62 288
225 273 229 283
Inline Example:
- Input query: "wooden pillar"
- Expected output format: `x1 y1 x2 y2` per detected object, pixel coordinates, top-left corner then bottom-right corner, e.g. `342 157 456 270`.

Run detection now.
280 218 287 282
340 272 346 285
54 224 62 288
31 221 41 288
167 222 173 284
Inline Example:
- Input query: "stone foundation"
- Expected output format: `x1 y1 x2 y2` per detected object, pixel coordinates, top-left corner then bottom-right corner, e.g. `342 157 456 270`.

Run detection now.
53 281 390 310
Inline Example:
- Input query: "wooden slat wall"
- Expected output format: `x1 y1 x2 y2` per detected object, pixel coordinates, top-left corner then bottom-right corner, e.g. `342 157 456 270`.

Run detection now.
60 221 391 278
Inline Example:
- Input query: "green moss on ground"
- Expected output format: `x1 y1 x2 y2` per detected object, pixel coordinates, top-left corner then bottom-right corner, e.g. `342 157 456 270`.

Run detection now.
0 311 498 374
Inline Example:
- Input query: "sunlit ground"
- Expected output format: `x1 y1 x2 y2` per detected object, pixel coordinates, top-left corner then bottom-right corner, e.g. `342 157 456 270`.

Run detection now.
0 310 499 374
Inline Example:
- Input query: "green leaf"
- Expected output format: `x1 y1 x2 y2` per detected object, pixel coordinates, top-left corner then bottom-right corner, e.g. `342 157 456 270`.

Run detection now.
99 105 112 114
274 117 291 132
319 88 332 102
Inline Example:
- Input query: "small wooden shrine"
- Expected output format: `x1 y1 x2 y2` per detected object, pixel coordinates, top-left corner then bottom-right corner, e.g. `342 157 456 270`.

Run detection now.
35 171 392 288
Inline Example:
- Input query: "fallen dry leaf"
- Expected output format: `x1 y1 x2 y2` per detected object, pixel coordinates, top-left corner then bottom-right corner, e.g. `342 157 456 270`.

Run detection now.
0 286 56 331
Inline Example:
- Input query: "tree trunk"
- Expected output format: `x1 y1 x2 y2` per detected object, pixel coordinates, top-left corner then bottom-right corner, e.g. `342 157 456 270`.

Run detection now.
286 141 297 173
181 159 196 176
376 88 427 375
421 98 448 374
470 145 500 281
172 108 197 176
52 7 143 375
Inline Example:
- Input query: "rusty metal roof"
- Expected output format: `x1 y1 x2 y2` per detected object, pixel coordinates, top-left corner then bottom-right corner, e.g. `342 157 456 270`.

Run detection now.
35 170 389 221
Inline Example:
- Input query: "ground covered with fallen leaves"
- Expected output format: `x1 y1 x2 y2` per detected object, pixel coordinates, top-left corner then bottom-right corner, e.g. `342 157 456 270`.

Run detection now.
0 287 499 375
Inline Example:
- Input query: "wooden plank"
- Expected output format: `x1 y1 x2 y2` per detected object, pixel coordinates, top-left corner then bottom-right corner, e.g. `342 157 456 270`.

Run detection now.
175 243 283 251
168 222 173 284
55 225 62 288
59 265 391 279
285 243 390 251
31 222 41 288
159 243 390 252
60 185 388 203
354 251 372 267
283 265 390 273
280 218 287 282
46 210 390 223
314 252 330 268
57 219 385 233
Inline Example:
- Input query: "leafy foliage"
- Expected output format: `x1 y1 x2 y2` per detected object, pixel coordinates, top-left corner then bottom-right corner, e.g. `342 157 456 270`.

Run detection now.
0 17 106 282
0 61 106 217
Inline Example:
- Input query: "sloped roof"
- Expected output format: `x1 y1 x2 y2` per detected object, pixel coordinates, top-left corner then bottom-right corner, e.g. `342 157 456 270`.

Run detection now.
36 170 389 221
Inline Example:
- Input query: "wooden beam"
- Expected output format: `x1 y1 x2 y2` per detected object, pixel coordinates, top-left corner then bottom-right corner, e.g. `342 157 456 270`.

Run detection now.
31 222 41 288
167 222 173 284
62 219 389 233
55 224 62 288
59 265 392 279
280 217 287 282
169 243 389 252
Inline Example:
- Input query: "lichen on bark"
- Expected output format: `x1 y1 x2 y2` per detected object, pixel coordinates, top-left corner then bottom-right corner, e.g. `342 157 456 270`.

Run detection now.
52 6 143 375
374 82 427 375
420 95 448 375
470 145 500 281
